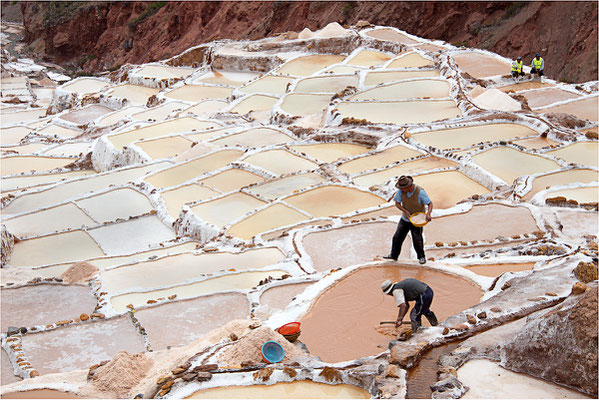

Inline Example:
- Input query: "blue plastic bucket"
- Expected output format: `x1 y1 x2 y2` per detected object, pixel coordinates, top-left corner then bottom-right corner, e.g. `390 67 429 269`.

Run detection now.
261 340 285 363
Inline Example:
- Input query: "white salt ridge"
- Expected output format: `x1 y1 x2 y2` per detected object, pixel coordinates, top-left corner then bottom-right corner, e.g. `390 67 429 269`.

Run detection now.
472 88 522 112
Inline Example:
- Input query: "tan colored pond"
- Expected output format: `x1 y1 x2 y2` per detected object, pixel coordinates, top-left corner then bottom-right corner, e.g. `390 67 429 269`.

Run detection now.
352 156 457 188
195 70 259 87
325 65 365 75
452 53 511 79
523 169 598 200
187 381 370 399
541 96 598 122
1 170 94 192
131 102 187 122
243 149 319 175
246 172 327 200
8 230 104 267
284 185 384 218
472 147 561 184
498 80 553 92
60 78 110 94
75 187 154 223
411 123 538 150
111 269 287 311
211 127 292 148
135 135 196 159
351 79 450 101
1 142 48 155
106 84 160 104
43 142 92 157
290 143 370 163
160 183 220 217
191 192 267 228
365 28 419 44
1 126 31 144
407 170 491 209
1 109 47 126
134 64 195 79
547 186 598 203
58 104 113 125
101 247 285 298
260 281 313 312
108 116 218 150
164 85 233 102
227 203 310 240
294 75 359 93
338 145 423 175
387 52 434 68
364 70 441 86
300 265 482 363
280 93 331 116
337 99 461 125
239 75 295 95
512 136 558 150
97 106 146 127
230 94 278 114
346 49 393 66
546 142 598 168
184 100 229 115
1 155 74 176
464 263 535 277
521 88 581 109
198 168 266 192
3 203 95 238
1 389 83 399
37 124 81 139
145 149 243 189
277 55 345 76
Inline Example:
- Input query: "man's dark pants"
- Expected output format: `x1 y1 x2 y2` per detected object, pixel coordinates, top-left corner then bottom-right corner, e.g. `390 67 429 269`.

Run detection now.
390 218 425 260
410 286 436 331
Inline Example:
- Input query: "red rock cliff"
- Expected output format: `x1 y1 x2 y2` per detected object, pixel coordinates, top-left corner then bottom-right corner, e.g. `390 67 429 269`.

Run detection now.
21 1 598 83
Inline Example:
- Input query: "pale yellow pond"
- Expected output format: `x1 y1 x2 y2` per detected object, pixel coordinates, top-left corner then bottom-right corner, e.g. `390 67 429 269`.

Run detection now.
3 203 95 238
243 149 319 175
60 78 110 94
277 54 345 76
191 192 267 228
1 156 74 176
198 168 266 193
210 127 293 148
246 172 327 200
546 186 598 203
290 143 370 163
239 76 295 95
187 381 370 399
411 170 491 209
523 169 598 201
452 52 511 79
280 93 331 116
285 185 384 217
135 135 196 159
364 70 440 86
134 65 195 80
338 145 423 175
1 109 47 126
365 28 419 45
230 94 279 114
512 136 558 150
160 183 220 217
294 75 359 93
97 106 146 127
75 187 154 223
540 96 598 122
106 84 160 105
1 126 31 144
227 203 310 240
350 79 450 101
386 52 434 68
1 170 95 192
164 85 233 102
337 100 461 124
131 102 188 122
184 100 229 115
346 49 392 66
37 124 81 139
546 142 598 168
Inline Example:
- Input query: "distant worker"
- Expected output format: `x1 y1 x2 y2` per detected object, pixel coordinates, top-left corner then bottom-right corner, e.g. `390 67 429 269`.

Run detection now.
383 175 433 264
511 56 524 79
381 278 438 332
530 53 544 79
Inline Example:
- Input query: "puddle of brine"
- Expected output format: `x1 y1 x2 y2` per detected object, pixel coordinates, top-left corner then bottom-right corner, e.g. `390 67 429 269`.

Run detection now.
290 143 369 163
336 100 461 125
0 389 83 399
523 169 598 200
546 142 598 168
184 100 229 115
135 135 196 159
210 127 293 148
239 75 295 95
338 144 423 175
546 186 598 203
198 168 266 192
277 54 345 76
350 79 450 101
541 96 598 122
294 75 359 93
279 93 331 116
512 136 558 150
227 203 310 240
230 94 279 114
245 172 327 200
452 53 511 79
74 187 154 223
58 104 113 125
387 52 434 68
160 184 220 217
187 381 370 399
464 263 535 277
364 70 441 86
105 84 160 104
60 77 110 94
407 341 461 399
134 65 195 79
97 106 146 126
346 49 392 66
522 88 581 109
191 192 267 228
284 185 384 218
1 156 74 176
37 124 81 139
365 28 419 45
164 85 233 102
131 102 188 122
300 265 482 363
1 170 95 192
243 149 319 176
1 126 31 144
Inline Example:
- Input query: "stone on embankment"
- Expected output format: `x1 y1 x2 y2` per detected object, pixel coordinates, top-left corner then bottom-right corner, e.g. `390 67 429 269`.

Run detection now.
500 282 598 397
573 261 598 283
571 281 588 295
389 343 423 368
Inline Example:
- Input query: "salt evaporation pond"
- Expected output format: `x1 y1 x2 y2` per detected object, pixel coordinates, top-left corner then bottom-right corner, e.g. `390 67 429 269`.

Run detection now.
365 28 419 44
386 52 435 68
522 168 598 200
1 156 74 176
1 126 31 144
350 79 450 101
229 94 279 114
36 124 81 139
134 64 195 80
472 147 561 184
239 75 295 95
105 84 160 105
452 52 511 78
60 78 110 94
135 135 196 159
187 381 370 398
277 54 345 76
346 49 392 66
210 127 293 147
337 99 462 124
164 85 233 102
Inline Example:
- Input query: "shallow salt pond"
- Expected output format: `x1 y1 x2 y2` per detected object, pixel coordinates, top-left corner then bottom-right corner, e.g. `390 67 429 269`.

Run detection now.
545 186 598 203
210 127 293 148
183 100 229 115
284 185 384 218
160 183 220 217
498 80 553 92
194 70 259 87
352 156 457 188
386 52 435 68
239 75 295 95
279 93 331 116
1 389 83 399
164 85 233 102
145 149 243 189
229 94 279 114
105 84 160 105
1 155 74 176
108 116 218 150
198 168 266 192
364 70 441 86
1 126 32 144
290 143 370 163
350 79 450 100
245 172 327 200
411 123 538 150
463 262 536 277
134 64 195 79
110 269 287 311
131 102 188 122
540 96 598 122
293 75 359 93
187 381 370 399
512 136 558 150
346 49 393 67
191 192 267 228
227 203 310 240
36 124 81 139
42 142 92 157
135 135 196 159
96 106 146 126
74 187 154 223
365 28 419 44
452 52 511 79
60 78 110 94
459 359 587 399
0 142 48 155
260 281 313 312
58 104 113 125
277 54 345 76
336 99 461 124
2 203 96 238
521 87 581 109
472 147 562 184
242 149 319 175
325 65 365 75
523 168 598 200
1 170 95 192
545 142 598 168
1 108 47 126
8 230 105 267
338 144 423 175
300 265 482 363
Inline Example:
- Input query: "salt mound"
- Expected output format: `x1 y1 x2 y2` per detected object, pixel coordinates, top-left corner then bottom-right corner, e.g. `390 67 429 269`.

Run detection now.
473 88 521 112
60 261 98 284
218 326 308 366
91 351 154 398
316 22 349 38
298 28 314 40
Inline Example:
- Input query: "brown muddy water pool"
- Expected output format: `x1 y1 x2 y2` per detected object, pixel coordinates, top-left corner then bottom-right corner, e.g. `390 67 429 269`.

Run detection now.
187 381 370 398
407 341 461 399
300 265 482 363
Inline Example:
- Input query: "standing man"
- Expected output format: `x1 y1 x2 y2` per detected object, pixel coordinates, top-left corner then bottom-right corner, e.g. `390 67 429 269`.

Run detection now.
511 56 524 79
530 53 544 79
381 278 438 332
384 175 433 264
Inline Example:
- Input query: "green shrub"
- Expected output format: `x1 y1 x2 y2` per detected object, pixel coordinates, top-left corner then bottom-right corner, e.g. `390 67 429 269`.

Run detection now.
128 1 167 29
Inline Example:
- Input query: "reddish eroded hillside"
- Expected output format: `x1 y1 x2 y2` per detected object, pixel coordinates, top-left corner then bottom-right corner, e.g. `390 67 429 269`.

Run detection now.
20 1 598 83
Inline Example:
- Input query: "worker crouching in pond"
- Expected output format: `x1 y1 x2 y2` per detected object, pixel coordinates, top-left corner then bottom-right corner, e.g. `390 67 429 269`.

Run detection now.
530 52 545 80
511 56 524 80
384 175 433 264
381 278 438 333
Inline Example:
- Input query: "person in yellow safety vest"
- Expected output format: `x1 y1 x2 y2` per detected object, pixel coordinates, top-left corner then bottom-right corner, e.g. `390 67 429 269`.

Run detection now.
511 56 524 78
530 53 544 77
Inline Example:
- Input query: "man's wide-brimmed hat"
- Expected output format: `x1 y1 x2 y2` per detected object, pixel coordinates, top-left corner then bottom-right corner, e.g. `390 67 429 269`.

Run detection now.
395 175 414 189
381 280 393 294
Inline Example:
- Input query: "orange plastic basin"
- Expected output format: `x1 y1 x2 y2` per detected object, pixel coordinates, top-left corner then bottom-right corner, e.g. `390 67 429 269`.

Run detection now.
278 322 301 335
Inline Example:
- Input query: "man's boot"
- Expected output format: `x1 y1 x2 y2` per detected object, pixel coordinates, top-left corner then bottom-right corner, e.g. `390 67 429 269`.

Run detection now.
410 315 421 333
425 312 438 326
